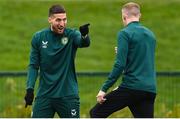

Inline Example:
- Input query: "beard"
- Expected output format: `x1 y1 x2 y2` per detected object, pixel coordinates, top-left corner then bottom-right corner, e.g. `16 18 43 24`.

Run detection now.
51 25 65 34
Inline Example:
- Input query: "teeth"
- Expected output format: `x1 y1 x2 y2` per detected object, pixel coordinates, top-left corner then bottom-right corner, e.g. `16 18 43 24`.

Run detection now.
58 27 63 30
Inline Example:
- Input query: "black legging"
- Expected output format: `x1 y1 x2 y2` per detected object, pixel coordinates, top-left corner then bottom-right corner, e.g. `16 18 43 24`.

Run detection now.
90 87 156 118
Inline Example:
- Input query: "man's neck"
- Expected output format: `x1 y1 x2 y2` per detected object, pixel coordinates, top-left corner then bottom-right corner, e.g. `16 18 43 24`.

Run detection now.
126 17 139 26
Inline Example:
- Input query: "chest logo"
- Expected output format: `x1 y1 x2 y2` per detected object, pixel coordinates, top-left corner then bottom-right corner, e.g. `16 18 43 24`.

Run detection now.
61 37 68 45
42 41 48 48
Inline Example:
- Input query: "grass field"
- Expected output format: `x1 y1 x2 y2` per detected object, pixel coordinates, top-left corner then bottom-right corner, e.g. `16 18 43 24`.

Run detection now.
0 0 180 71
0 76 179 117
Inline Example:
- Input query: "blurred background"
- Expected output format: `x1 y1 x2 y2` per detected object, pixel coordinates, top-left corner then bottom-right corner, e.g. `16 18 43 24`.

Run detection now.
0 0 180 117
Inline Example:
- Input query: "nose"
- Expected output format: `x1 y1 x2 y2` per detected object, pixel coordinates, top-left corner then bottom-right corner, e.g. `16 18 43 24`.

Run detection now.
58 20 65 26
58 21 64 26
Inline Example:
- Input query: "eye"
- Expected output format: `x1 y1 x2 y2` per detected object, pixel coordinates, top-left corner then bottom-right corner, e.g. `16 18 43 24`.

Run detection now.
63 18 67 22
56 19 61 22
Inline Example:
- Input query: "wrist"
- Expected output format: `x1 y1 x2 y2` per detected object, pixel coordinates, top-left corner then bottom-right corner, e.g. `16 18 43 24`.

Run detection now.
27 88 34 94
97 90 106 96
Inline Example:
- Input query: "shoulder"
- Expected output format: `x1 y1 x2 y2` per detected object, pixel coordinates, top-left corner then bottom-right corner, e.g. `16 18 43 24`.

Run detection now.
32 28 50 40
31 28 49 45
142 26 156 37
117 28 129 40
65 28 81 37
33 28 50 37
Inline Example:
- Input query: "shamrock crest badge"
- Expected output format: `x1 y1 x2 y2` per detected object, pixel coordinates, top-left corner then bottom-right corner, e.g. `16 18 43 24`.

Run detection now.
61 37 68 45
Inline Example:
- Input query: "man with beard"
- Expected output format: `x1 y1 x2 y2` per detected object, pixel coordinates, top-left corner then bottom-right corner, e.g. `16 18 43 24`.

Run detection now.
24 4 90 118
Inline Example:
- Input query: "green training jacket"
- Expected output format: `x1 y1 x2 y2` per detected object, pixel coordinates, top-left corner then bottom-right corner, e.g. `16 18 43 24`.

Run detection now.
26 28 90 98
101 21 157 93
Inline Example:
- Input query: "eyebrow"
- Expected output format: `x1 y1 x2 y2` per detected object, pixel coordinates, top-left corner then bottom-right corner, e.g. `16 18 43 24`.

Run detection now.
56 18 66 20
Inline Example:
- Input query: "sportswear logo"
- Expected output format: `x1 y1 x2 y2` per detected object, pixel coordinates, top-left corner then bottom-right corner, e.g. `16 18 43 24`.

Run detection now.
42 41 48 48
61 37 68 45
71 109 77 116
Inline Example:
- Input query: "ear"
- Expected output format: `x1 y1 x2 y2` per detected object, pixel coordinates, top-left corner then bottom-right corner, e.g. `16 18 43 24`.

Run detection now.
48 17 52 24
123 15 126 21
122 12 127 21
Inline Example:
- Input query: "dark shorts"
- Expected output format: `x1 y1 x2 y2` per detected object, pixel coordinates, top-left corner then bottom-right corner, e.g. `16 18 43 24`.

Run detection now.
32 95 80 118
90 87 156 118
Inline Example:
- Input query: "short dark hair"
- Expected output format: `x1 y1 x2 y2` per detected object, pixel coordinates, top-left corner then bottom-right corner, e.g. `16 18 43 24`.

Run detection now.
49 4 66 17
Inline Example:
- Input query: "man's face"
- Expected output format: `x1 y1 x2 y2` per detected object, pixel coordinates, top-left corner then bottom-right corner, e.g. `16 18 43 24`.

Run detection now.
48 13 67 34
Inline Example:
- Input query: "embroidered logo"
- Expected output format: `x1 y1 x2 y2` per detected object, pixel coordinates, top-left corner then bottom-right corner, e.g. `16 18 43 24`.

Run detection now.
61 37 68 45
42 41 48 48
71 109 77 116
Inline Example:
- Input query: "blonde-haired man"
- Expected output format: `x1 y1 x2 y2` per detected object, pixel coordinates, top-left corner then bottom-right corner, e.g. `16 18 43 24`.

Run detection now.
90 2 156 118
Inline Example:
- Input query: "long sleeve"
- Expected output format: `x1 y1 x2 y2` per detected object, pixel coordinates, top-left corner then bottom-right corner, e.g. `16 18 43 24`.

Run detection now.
73 30 90 48
26 34 40 89
101 31 129 92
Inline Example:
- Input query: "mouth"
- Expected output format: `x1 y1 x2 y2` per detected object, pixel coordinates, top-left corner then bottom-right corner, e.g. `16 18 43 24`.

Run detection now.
58 26 64 31
52 25 65 34
55 26 64 34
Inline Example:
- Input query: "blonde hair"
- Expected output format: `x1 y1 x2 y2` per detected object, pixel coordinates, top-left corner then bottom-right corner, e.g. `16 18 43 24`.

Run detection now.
122 2 141 17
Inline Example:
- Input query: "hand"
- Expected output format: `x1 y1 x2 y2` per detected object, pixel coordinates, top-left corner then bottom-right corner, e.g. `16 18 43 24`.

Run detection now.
79 23 90 36
24 88 34 108
96 90 106 104
115 47 117 54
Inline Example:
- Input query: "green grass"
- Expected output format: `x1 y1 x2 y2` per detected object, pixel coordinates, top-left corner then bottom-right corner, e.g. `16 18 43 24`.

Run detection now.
0 0 180 71
0 76 179 117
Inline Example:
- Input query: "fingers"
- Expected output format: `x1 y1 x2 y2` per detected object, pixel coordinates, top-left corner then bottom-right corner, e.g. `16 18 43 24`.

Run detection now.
84 23 90 27
96 90 106 104
100 99 106 104
81 23 90 28
115 47 117 54
97 95 107 104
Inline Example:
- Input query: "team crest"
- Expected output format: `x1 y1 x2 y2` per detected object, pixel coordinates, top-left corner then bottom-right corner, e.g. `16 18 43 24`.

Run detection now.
42 41 48 48
61 37 68 45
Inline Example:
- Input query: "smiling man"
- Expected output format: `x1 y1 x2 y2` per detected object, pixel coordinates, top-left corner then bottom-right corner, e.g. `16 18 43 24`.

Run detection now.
24 4 90 118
